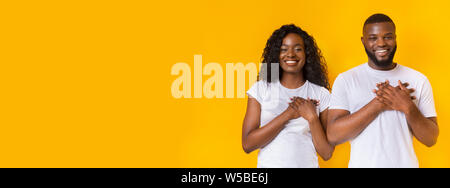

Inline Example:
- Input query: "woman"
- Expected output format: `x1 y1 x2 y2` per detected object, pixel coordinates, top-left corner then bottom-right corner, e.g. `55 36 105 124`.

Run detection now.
242 24 334 168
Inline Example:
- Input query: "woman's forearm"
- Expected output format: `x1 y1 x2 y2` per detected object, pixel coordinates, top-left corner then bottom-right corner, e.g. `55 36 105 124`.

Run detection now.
309 116 334 161
242 111 291 153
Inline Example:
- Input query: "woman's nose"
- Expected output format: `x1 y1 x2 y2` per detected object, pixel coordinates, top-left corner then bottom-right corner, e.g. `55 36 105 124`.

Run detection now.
287 49 296 57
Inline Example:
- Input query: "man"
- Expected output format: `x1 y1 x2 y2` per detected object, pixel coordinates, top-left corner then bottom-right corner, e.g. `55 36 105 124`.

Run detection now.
327 13 439 168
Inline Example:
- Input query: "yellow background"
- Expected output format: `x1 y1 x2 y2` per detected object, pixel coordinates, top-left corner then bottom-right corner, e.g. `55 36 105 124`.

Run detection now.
0 0 449 167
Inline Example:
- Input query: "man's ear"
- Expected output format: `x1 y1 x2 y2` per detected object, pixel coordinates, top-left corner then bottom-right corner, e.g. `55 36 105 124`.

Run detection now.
361 36 364 44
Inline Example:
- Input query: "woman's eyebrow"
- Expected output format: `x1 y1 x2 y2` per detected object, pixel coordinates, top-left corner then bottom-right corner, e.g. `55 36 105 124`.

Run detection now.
281 43 302 46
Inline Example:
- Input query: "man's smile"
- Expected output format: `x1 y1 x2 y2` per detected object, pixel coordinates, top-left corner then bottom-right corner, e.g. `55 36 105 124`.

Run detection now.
375 49 389 58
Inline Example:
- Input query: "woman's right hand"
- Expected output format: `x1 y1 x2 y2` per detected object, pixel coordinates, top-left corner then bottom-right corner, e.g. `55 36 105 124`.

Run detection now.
285 101 301 119
285 97 319 121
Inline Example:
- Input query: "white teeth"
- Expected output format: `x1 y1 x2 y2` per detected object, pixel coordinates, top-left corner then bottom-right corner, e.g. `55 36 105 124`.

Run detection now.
376 50 387 53
286 61 297 64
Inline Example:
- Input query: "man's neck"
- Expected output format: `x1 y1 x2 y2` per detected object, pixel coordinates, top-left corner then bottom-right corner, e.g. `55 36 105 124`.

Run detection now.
368 60 397 71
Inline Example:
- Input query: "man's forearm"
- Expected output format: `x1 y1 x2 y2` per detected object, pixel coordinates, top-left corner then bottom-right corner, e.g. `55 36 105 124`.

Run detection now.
404 105 439 147
328 99 383 145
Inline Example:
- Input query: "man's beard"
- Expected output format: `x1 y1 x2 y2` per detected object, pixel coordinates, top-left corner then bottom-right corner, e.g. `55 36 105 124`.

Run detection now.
364 45 397 68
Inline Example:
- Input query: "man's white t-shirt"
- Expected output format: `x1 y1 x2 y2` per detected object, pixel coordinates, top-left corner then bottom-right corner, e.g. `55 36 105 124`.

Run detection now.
330 63 437 168
247 80 330 168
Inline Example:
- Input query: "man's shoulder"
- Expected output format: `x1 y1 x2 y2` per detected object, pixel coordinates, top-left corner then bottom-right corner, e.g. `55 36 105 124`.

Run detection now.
397 64 428 81
336 63 367 79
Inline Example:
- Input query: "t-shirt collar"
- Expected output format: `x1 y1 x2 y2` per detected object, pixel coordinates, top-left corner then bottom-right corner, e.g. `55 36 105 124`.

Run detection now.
364 62 400 76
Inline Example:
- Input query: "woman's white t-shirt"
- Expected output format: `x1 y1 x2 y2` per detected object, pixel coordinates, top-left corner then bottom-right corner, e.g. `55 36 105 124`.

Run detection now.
247 80 330 168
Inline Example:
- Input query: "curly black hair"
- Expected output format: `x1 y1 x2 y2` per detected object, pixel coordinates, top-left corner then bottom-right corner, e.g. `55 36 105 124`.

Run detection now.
259 24 330 90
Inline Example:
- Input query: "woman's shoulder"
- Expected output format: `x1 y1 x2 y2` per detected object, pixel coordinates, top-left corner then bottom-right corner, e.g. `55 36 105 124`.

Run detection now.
250 80 279 91
250 80 268 90
307 81 330 94
247 80 272 101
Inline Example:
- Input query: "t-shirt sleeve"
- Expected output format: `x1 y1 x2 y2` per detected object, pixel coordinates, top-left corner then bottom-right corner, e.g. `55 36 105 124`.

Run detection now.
246 80 267 104
417 78 437 118
329 74 350 111
318 87 331 113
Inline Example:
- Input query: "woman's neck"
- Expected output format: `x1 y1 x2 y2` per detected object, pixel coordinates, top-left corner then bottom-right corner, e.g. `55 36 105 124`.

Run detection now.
280 72 305 89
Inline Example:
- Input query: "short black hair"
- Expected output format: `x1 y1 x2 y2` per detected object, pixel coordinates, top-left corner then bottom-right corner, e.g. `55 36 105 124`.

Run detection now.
363 13 395 30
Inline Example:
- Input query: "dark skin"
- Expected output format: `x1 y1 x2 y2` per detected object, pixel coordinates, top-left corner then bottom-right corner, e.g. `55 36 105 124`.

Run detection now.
242 33 334 161
327 22 439 147
374 80 438 147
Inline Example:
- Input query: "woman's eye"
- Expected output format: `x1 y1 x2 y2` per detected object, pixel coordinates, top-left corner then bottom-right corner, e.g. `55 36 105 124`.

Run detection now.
295 48 302 51
281 49 287 52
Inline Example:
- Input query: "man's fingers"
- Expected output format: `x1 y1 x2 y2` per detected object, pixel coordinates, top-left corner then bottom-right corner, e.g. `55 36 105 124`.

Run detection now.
376 82 382 88
401 82 409 88
398 80 416 95
396 82 409 89
378 95 393 106
377 81 391 91
374 88 381 94
376 96 387 104
398 80 407 91
374 89 388 98
380 83 396 94
376 81 388 89
377 88 396 101
375 96 384 102
384 80 390 86
375 87 388 96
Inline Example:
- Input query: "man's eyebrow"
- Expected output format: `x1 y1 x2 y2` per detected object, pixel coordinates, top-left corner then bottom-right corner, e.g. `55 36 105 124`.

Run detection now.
367 33 393 37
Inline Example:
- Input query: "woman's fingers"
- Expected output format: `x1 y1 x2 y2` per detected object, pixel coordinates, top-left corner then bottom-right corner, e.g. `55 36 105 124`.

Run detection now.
290 97 320 107
289 102 298 111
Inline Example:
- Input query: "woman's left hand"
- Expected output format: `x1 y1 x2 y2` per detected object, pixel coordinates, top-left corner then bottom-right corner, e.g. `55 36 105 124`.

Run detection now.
289 97 319 122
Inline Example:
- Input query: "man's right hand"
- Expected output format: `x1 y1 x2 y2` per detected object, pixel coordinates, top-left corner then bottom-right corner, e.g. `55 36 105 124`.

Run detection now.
372 80 416 111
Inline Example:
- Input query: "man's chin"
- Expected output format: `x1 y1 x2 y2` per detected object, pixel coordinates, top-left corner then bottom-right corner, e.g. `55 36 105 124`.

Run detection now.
373 59 393 67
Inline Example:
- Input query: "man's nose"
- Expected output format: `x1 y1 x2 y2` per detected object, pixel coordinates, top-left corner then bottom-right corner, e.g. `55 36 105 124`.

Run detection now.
376 38 387 47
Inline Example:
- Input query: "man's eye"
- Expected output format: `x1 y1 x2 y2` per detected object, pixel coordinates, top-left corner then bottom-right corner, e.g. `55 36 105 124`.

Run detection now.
385 37 393 40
